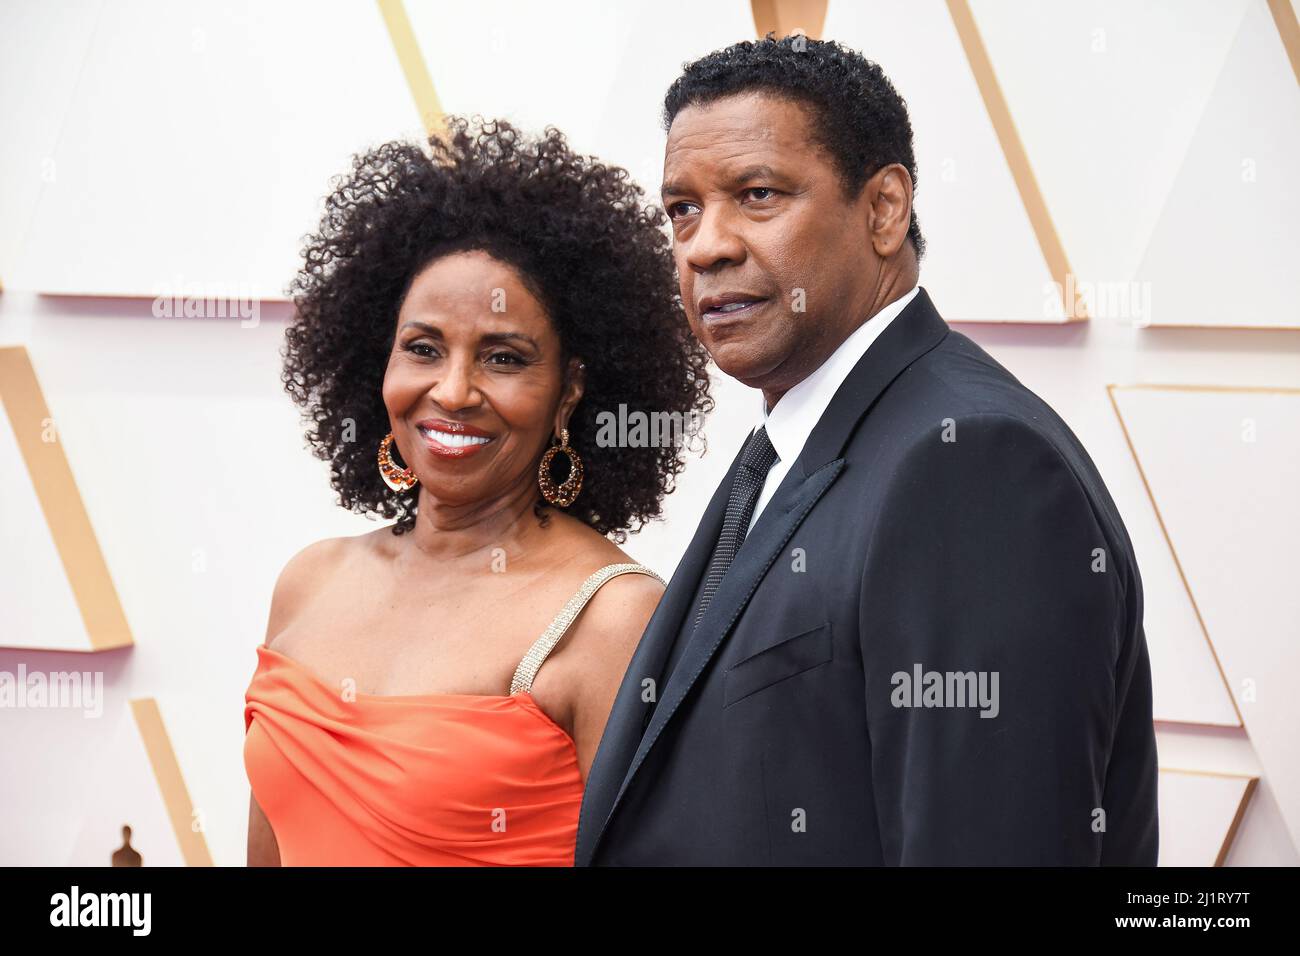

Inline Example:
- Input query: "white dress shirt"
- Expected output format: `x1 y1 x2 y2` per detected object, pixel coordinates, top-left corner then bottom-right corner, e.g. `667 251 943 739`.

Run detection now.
746 284 921 534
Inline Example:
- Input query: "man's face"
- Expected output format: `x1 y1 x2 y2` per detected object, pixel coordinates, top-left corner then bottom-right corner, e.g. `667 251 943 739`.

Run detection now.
661 91 882 401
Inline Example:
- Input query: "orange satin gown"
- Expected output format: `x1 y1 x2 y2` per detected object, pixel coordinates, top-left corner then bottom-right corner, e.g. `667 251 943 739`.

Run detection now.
243 562 661 866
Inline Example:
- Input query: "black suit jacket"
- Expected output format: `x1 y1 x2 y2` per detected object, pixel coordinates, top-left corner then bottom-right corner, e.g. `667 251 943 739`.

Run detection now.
575 287 1159 865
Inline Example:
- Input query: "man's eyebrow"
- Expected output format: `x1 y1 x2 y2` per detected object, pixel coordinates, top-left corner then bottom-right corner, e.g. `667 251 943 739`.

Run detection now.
661 164 783 199
728 164 780 185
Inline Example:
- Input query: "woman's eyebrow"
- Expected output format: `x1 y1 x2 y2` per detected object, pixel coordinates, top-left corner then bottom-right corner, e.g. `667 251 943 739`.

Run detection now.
398 322 539 351
481 331 541 350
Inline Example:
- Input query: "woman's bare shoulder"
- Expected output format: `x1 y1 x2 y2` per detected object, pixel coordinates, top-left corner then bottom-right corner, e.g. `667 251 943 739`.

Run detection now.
264 530 391 644
537 515 663 631
568 540 665 646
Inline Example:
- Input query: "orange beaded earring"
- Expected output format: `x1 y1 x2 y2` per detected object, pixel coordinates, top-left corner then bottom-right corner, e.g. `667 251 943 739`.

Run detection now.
537 428 583 507
377 432 418 492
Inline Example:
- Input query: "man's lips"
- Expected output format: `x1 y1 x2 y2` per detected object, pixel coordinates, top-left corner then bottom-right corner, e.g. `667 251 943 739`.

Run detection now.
415 420 493 458
699 297 770 323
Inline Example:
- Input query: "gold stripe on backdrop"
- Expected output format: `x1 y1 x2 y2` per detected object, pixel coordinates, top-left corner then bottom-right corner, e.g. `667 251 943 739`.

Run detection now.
1102 382 1300 729
377 0 447 141
131 698 214 867
751 0 828 40
1267 0 1300 87
946 0 1087 322
0 345 132 651
1159 768 1259 866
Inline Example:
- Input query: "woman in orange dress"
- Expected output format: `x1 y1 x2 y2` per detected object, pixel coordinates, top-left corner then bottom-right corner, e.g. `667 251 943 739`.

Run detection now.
243 116 712 866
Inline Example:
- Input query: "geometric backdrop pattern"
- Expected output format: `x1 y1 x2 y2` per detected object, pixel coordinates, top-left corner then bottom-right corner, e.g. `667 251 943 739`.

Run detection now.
1111 385 1300 850
0 345 130 651
0 0 1295 866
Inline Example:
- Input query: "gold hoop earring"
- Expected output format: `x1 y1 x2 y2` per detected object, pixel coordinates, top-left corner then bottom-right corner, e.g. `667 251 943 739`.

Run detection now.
377 432 418 492
538 427 583 507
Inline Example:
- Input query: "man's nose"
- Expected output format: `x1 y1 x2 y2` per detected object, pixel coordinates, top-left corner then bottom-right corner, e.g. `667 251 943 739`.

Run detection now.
684 203 745 273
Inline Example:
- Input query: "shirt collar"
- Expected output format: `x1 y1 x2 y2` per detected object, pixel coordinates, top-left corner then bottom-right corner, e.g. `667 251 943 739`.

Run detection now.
759 284 921 465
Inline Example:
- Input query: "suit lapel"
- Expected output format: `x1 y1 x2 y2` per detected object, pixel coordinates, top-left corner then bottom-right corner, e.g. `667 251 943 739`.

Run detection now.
574 437 743 865
601 455 844 822
577 286 951 865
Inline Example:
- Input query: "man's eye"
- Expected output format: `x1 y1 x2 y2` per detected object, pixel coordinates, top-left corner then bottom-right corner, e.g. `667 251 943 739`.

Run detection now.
745 187 775 201
667 201 697 220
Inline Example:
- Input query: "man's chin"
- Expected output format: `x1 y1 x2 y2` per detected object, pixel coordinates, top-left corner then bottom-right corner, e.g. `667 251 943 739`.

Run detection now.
707 344 783 388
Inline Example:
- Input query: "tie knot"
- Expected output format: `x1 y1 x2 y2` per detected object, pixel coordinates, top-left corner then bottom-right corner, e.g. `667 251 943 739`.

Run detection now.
738 425 778 477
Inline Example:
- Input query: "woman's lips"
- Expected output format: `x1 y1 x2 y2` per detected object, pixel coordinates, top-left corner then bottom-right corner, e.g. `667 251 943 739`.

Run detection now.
416 424 493 458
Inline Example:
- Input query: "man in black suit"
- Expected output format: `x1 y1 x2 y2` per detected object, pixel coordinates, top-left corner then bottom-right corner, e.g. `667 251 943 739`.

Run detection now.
576 36 1158 865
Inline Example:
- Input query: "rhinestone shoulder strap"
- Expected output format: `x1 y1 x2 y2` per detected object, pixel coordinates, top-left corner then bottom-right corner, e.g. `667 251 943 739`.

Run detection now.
509 562 665 695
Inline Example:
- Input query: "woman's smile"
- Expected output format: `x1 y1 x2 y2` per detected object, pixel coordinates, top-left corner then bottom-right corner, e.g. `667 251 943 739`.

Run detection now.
415 418 495 458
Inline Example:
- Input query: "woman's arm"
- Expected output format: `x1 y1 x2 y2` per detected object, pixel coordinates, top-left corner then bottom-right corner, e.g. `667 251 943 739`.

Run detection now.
247 794 281 866
245 538 344 867
567 573 665 785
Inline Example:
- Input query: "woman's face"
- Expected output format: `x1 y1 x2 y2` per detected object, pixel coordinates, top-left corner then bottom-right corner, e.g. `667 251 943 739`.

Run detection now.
382 250 582 508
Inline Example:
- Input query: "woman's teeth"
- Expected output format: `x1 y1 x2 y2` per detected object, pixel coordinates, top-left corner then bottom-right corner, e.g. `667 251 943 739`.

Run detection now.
422 428 489 447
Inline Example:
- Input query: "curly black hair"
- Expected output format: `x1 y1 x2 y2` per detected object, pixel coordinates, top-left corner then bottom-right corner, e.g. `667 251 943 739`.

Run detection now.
282 115 713 541
663 33 926 260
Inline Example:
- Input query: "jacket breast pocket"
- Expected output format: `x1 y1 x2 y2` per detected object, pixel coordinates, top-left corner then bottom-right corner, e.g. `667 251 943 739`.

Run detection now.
722 622 833 708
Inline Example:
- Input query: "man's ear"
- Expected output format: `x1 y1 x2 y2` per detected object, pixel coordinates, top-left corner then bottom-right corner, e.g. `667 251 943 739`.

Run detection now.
554 356 586 437
866 163 913 259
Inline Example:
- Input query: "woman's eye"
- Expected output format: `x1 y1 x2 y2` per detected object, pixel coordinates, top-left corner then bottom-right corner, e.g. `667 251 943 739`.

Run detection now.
487 352 524 367
408 342 437 358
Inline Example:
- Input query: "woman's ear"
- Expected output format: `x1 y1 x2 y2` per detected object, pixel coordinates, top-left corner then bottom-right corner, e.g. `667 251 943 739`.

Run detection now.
555 356 586 436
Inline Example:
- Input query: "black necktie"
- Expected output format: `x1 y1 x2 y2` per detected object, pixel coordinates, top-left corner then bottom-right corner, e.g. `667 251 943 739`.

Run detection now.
691 425 779 629
647 426 778 723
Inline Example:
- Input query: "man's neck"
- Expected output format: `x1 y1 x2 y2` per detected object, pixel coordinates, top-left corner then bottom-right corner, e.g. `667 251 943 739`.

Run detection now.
760 272 919 413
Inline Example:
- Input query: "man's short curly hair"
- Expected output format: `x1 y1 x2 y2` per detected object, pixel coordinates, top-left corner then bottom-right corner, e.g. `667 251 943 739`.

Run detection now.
282 115 713 540
663 33 926 260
